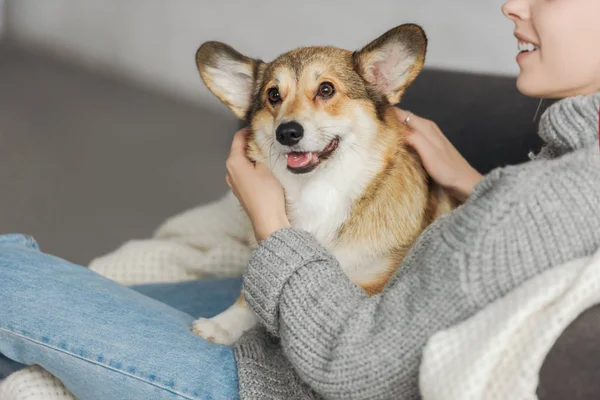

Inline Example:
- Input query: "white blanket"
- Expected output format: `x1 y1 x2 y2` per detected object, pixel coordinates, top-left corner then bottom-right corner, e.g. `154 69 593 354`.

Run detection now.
89 191 250 285
420 247 600 400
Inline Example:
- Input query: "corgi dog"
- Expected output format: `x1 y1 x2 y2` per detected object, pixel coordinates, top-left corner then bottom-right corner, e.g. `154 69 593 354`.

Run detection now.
190 24 457 345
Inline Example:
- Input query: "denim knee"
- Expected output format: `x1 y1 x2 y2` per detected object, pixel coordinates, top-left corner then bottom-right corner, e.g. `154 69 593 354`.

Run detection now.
0 234 40 251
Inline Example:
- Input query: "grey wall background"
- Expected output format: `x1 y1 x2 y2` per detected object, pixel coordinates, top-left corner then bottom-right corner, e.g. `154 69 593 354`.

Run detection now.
5 0 518 110
0 0 5 38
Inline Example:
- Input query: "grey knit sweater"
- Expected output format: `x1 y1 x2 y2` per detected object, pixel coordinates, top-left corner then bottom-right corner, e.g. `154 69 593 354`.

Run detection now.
234 92 600 400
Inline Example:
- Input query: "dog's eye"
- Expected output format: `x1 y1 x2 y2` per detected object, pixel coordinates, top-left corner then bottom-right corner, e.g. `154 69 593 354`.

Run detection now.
318 82 335 98
267 88 281 104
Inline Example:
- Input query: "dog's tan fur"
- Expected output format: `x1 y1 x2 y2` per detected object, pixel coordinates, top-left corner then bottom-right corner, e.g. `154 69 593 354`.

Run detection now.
337 108 455 294
190 24 457 343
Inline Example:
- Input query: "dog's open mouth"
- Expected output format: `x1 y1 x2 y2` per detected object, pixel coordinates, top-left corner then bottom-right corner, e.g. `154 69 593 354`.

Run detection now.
286 137 340 174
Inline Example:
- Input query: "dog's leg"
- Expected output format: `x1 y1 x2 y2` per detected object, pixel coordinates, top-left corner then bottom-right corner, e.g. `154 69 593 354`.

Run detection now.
190 293 257 345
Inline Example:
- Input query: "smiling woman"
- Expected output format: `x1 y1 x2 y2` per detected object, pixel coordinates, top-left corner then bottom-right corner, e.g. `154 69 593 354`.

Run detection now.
504 0 600 98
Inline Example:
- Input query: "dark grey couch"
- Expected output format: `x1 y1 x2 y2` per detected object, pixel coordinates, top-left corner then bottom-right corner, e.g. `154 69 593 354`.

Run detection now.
1 43 598 399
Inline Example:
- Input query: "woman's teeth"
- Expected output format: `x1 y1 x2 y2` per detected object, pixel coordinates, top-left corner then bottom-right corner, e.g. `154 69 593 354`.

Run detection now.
518 41 539 52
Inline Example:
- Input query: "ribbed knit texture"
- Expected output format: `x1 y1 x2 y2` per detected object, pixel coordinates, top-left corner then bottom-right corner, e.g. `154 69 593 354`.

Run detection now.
235 92 600 400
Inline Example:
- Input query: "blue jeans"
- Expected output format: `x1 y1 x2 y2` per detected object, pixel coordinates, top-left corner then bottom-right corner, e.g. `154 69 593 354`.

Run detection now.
0 234 241 399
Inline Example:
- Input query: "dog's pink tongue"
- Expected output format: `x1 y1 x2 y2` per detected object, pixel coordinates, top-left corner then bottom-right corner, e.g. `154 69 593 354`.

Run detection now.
287 152 315 168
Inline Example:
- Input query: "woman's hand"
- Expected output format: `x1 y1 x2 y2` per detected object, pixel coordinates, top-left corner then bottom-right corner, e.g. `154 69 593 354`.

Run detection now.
395 109 483 202
226 128 291 242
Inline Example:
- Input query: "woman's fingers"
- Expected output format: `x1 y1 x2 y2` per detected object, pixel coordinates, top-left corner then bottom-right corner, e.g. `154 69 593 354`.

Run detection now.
230 128 250 153
395 109 436 155
227 128 252 166
394 108 442 141
395 108 425 132
395 108 411 126
404 127 429 151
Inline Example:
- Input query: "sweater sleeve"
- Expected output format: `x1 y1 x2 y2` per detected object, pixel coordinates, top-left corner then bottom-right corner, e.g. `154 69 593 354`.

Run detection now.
242 226 473 399
464 150 600 307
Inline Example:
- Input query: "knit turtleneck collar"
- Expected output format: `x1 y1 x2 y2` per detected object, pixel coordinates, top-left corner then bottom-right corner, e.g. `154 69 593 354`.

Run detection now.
530 92 600 160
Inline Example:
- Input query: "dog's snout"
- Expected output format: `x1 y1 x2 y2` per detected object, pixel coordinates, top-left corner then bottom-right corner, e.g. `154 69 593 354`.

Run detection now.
276 121 304 146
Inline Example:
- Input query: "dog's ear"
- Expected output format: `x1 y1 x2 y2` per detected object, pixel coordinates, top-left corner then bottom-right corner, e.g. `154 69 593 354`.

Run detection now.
196 42 262 119
354 24 427 105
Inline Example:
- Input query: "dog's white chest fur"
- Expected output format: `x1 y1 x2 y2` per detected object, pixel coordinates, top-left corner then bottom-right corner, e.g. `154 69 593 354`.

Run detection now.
279 139 369 246
285 179 391 283
287 178 350 245
276 141 390 281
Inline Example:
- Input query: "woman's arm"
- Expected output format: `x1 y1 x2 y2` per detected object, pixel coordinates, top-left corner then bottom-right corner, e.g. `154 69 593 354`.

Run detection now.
243 227 470 399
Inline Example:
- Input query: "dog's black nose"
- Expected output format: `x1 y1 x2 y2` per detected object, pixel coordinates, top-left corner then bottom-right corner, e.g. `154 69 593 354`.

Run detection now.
276 121 304 146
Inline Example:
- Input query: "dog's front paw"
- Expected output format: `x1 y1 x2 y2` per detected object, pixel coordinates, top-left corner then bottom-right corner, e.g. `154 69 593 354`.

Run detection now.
190 318 234 345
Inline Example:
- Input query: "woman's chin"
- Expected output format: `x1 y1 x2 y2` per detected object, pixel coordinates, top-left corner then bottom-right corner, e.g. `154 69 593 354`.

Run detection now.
516 74 544 98
516 75 559 99
516 73 595 99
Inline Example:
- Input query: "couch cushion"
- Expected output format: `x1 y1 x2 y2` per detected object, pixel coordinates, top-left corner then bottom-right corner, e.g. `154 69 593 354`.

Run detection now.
538 305 600 400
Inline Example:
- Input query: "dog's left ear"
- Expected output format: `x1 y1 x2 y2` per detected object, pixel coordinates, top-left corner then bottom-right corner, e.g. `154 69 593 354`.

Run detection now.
354 24 427 105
